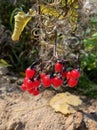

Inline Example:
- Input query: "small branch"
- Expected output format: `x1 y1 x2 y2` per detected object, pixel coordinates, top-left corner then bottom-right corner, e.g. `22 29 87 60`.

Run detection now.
53 26 58 58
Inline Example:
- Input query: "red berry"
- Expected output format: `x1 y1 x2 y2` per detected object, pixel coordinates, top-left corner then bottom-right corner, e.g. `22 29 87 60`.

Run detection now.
61 71 67 78
32 88 40 96
33 79 41 88
66 71 72 79
68 78 78 88
27 88 34 94
71 69 80 79
55 62 63 72
52 76 63 88
21 84 27 91
23 77 29 86
25 67 36 79
40 73 46 79
42 75 52 88
26 80 34 90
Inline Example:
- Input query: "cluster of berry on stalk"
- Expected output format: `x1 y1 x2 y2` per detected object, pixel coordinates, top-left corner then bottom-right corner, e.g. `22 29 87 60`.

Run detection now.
21 59 81 96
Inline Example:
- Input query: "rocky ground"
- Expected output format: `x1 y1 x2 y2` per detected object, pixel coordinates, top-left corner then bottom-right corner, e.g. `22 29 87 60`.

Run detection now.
0 67 97 130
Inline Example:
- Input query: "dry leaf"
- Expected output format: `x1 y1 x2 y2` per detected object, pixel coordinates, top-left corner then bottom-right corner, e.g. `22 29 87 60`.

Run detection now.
12 9 35 41
41 5 63 19
50 92 82 115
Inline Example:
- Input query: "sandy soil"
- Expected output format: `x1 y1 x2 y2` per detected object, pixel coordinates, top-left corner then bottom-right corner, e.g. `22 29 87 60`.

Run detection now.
0 67 97 130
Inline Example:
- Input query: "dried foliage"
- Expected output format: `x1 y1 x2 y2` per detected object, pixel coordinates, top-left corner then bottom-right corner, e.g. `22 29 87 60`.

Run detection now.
50 92 82 114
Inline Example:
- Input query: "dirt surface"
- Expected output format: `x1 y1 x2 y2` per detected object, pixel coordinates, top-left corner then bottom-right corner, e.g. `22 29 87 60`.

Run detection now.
0 67 97 130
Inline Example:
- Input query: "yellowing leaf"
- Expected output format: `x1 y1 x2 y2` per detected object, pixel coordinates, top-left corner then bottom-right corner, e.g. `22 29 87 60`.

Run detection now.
12 9 35 41
68 9 78 30
50 92 82 115
41 5 63 19
62 0 75 7
68 1 78 30
61 0 79 31
0 59 12 67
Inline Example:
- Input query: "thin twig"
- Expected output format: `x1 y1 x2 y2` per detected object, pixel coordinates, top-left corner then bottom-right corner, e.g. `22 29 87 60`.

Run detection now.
53 26 58 58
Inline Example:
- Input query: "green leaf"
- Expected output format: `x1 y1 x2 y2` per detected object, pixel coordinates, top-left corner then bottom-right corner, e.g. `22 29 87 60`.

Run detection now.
83 38 97 45
91 17 97 23
92 32 97 37
0 59 12 67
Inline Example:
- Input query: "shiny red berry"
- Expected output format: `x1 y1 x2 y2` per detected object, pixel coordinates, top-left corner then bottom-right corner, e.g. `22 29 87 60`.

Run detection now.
68 78 78 88
40 73 46 79
23 77 29 86
42 75 52 88
55 62 63 72
71 69 80 79
33 79 41 88
27 88 34 94
32 88 40 96
52 76 63 88
25 67 36 79
21 84 26 91
66 71 72 79
26 80 34 90
61 71 67 78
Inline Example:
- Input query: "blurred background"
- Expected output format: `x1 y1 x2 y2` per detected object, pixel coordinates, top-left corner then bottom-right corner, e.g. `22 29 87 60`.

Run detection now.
0 0 97 98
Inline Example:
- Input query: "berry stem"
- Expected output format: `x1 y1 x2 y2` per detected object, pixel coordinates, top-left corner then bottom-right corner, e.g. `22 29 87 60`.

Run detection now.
53 27 58 58
30 59 41 69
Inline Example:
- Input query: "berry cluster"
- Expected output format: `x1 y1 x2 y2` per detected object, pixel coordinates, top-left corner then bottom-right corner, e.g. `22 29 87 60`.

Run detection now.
21 61 80 96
